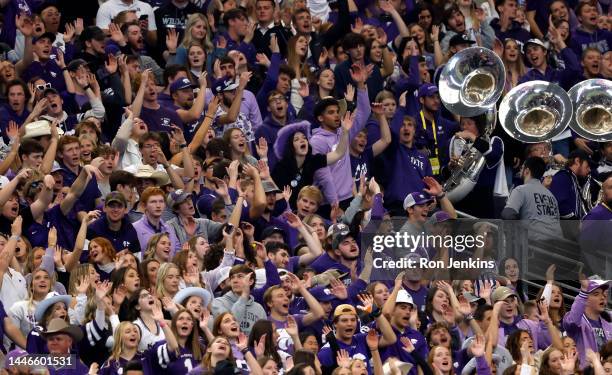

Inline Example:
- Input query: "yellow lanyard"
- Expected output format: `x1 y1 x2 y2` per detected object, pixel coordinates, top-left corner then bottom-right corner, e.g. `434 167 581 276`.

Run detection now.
420 111 440 175
420 111 437 148
603 202 612 212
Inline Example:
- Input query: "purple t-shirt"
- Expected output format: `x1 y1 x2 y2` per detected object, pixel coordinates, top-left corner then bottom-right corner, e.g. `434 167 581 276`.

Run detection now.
318 333 371 370
268 314 305 354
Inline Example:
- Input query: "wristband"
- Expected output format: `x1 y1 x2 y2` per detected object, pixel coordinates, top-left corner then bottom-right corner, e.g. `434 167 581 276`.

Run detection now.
169 51 177 55
369 306 382 319
9 235 21 242
83 84 92 91
465 313 474 322
241 347 249 355
436 192 446 200
61 67 68 72
179 143 187 149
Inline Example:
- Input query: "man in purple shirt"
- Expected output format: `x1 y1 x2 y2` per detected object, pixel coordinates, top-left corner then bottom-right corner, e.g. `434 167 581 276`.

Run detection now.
489 0 531 43
264 284 324 354
519 38 581 90
132 186 181 259
572 2 612 56
87 191 141 255
310 65 371 210
21 32 66 93
137 70 184 134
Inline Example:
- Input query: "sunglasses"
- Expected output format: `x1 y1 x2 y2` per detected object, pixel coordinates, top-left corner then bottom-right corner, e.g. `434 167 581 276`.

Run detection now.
35 83 52 91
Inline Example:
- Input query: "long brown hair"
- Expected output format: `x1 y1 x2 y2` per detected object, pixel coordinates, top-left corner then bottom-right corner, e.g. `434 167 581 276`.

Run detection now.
172 309 203 361
427 345 455 375
536 283 566 326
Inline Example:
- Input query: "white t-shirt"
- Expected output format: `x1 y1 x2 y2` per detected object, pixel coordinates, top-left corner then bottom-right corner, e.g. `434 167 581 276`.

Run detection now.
0 268 27 309
133 317 166 351
96 0 157 30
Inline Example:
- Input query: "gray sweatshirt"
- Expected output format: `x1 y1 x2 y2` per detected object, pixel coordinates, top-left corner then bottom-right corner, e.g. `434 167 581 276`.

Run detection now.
211 291 267 336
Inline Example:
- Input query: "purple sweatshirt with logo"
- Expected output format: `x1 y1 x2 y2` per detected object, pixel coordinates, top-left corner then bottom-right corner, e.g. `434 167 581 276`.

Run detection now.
309 88 371 204
562 290 612 369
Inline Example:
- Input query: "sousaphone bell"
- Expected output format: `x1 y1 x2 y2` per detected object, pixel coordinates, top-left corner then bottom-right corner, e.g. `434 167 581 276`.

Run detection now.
498 80 572 143
568 78 612 142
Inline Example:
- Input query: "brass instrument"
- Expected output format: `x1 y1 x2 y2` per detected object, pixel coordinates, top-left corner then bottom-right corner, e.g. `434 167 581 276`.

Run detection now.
498 81 573 143
438 47 505 203
568 79 612 142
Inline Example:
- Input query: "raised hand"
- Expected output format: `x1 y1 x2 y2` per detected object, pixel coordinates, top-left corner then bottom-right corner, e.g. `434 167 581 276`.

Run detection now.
7 121 19 141
286 315 298 337
423 176 443 198
345 84 355 102
371 102 384 116
166 28 179 53
337 349 351 368
269 33 279 53
254 333 266 357
238 71 252 90
431 25 440 42
341 111 355 132
351 17 364 34
236 332 249 351
401 336 415 353
75 275 91 295
63 22 75 43
199 309 211 331
255 137 268 159
545 264 556 283
470 335 486 357
379 0 395 13
48 226 58 248
11 216 22 237
105 54 118 75
318 47 329 67
349 64 368 85
256 53 271 67
356 293 374 314
53 246 64 268
95 280 111 302
329 278 348 300
537 299 551 324
16 14 34 37
322 325 333 337
74 18 84 36
216 35 227 49
108 23 125 45
366 329 379 350
282 185 292 203
284 212 303 229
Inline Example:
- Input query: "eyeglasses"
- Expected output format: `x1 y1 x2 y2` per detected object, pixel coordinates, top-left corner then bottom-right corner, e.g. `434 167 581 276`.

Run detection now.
268 96 286 103
36 83 52 91
29 180 43 190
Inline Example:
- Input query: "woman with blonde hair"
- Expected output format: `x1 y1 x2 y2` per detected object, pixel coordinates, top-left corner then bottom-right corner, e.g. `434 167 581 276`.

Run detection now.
99 321 143 375
8 268 53 337
156 262 181 302
167 13 223 73
144 232 173 263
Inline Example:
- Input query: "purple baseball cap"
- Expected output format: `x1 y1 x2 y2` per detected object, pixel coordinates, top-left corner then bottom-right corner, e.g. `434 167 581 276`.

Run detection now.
418 83 439 98
403 191 433 210
310 287 336 302
212 75 239 94
585 278 611 293
429 211 453 224
170 77 196 93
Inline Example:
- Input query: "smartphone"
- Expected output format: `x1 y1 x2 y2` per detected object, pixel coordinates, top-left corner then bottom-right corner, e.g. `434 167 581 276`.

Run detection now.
225 223 235 235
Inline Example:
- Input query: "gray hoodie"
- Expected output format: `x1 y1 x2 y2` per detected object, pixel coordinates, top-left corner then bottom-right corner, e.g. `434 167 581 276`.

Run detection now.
211 291 267 336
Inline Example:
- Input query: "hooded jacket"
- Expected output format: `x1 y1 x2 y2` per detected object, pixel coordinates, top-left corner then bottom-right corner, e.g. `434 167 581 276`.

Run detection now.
211 291 267 336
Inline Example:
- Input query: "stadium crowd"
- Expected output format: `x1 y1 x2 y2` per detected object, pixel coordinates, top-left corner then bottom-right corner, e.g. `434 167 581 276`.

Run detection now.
0 0 610 373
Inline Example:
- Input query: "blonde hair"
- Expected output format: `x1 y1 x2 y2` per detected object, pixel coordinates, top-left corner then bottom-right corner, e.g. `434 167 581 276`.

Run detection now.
182 14 213 52
156 263 180 299
68 264 96 297
108 321 141 362
144 232 171 261
28 268 53 310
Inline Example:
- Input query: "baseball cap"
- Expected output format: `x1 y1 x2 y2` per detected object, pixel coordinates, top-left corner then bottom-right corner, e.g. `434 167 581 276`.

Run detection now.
568 149 596 168
523 38 548 53
104 43 121 57
167 189 190 210
333 304 358 319
310 287 336 302
429 211 453 224
261 226 285 240
396 289 416 308
329 223 353 249
105 191 127 207
448 34 476 48
491 286 517 303
585 276 611 293
43 86 59 96
403 191 433 210
262 180 281 194
462 292 485 305
170 77 196 94
50 161 65 174
4 348 27 368
417 83 439 98
33 32 55 44
213 75 239 94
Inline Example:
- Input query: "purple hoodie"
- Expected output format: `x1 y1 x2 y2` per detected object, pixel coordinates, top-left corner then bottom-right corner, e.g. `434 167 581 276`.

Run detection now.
562 290 612 368
571 28 612 56
309 88 371 204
